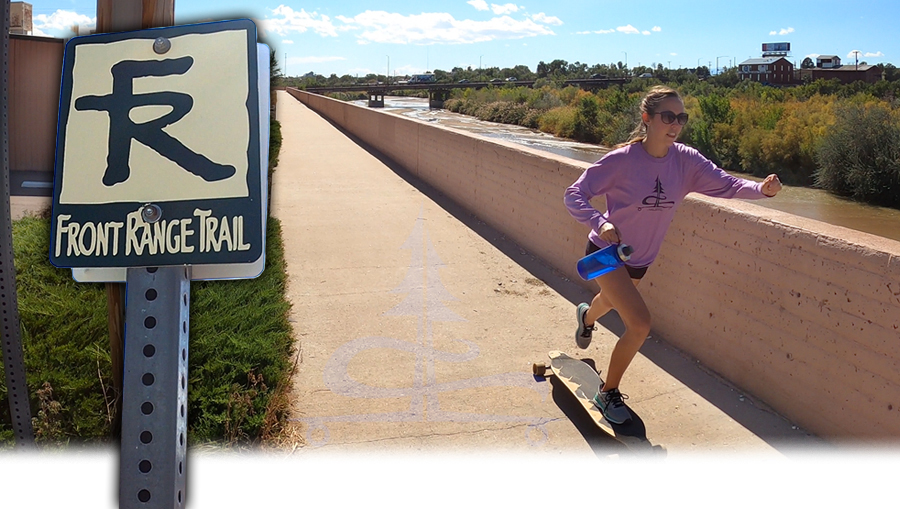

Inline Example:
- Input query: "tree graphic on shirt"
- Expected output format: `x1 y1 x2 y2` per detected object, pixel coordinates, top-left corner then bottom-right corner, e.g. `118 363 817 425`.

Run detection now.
639 176 675 210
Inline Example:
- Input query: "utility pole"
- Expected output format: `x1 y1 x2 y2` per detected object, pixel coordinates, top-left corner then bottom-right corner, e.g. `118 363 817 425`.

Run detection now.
96 0 175 440
717 55 730 74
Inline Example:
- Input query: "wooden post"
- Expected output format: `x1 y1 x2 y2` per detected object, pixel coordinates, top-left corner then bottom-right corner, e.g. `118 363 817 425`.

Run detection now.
95 0 175 437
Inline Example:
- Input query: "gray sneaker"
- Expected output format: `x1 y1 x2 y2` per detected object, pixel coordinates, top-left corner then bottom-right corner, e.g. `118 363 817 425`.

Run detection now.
575 303 594 349
592 387 632 425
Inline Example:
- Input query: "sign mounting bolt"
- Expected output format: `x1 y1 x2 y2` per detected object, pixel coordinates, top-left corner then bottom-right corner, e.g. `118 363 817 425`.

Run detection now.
142 204 163 223
153 37 171 54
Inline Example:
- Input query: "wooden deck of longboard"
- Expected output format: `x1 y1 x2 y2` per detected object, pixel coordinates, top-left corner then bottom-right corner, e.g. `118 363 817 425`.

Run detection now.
537 350 664 454
546 350 616 436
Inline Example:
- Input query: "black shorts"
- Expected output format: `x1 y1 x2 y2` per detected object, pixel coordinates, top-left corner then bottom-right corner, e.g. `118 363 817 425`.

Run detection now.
585 241 649 280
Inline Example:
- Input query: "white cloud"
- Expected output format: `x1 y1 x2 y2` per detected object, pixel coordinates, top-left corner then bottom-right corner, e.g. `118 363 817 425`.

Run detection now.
468 0 489 11
642 30 651 35
292 56 347 64
770 27 794 35
282 40 295 44
33 10 95 35
616 24 640 34
491 3 520 15
337 11 554 45
576 30 591 35
532 13 563 25
652 26 661 32
845 50 882 59
596 28 616 34
265 6 339 37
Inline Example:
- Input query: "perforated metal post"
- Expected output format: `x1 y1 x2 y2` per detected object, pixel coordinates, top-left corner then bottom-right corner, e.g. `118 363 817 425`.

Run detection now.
120 266 190 508
1 0 35 449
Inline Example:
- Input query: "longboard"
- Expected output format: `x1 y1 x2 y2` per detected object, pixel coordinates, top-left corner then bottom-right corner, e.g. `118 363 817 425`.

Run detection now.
534 350 664 455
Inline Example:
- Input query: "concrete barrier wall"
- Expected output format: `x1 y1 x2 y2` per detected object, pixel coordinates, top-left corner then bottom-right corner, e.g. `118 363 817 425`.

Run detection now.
286 88 900 440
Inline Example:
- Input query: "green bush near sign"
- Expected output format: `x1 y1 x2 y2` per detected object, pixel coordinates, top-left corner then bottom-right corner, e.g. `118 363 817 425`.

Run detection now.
0 216 295 447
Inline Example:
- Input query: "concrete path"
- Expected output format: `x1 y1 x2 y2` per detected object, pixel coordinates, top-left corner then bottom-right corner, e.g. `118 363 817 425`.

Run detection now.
271 91 822 457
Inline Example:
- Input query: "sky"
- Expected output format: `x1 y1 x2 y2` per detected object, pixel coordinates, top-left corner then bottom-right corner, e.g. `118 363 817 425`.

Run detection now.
25 0 900 77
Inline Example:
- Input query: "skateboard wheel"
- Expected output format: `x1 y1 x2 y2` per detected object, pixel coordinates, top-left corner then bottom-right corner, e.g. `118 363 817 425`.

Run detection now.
532 362 547 377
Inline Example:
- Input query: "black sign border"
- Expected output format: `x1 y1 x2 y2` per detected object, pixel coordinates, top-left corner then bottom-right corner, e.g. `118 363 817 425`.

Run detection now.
49 19 262 268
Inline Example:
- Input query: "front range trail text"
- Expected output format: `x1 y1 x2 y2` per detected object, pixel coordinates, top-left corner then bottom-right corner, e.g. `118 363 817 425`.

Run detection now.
55 208 251 258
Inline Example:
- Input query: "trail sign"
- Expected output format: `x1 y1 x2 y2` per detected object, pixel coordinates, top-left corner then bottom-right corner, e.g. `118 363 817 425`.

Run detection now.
50 19 264 269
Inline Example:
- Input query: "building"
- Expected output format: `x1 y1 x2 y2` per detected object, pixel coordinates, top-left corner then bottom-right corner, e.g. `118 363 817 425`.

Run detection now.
10 2 32 35
796 63 881 84
737 57 794 84
816 55 841 68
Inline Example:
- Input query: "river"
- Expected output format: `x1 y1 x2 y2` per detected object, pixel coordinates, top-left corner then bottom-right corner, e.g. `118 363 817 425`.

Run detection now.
352 96 900 243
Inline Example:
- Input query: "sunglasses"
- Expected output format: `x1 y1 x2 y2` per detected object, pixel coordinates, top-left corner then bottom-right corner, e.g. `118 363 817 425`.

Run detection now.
652 111 689 125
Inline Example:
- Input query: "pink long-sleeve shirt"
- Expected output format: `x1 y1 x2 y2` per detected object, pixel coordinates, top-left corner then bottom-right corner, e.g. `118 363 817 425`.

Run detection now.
564 142 768 268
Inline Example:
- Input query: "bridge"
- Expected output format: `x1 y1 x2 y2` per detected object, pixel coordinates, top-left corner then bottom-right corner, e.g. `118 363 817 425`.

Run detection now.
305 78 630 108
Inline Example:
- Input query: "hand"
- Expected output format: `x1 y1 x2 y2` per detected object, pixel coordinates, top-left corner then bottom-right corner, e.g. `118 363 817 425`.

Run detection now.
761 174 782 197
598 222 620 244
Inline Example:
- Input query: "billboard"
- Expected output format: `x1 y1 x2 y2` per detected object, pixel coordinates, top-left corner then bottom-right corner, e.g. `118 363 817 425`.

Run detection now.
762 42 791 53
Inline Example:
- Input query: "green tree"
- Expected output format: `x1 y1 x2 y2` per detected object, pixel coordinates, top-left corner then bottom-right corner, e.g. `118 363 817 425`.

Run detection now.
801 57 815 69
572 94 601 142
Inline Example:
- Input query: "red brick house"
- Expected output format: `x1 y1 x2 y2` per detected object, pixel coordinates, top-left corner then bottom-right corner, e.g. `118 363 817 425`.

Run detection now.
738 57 794 84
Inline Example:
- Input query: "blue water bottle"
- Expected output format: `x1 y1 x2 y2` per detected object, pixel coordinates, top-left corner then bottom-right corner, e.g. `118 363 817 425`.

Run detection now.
576 244 634 280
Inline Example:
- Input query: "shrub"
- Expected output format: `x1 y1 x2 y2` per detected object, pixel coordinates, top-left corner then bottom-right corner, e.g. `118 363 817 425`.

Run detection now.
815 103 900 207
538 106 577 139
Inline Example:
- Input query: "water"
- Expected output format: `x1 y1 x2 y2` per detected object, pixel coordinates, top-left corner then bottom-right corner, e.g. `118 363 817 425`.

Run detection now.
353 97 900 243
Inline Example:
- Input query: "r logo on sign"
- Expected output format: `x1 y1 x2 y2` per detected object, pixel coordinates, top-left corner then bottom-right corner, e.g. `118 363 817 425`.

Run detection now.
75 57 237 186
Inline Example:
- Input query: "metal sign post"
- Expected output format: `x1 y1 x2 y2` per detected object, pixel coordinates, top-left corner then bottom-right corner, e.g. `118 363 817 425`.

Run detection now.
1 0 35 449
48 18 268 508
120 265 190 507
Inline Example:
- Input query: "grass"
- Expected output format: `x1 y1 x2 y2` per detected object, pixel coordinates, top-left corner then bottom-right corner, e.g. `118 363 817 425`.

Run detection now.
0 216 296 448
1 115 296 449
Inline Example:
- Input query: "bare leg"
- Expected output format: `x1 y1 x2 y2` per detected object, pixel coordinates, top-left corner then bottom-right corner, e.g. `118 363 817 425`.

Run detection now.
591 267 651 391
583 278 641 326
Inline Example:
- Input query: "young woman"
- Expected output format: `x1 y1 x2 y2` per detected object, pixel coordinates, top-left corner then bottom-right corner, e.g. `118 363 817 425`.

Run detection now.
563 86 782 424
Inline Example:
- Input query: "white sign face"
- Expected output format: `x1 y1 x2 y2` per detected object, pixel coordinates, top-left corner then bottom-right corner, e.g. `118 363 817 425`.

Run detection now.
50 19 264 269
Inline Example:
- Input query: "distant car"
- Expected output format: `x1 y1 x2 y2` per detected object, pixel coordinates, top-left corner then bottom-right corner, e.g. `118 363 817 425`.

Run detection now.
490 78 503 83
458 79 470 83
505 77 517 81
638 72 653 78
590 73 607 79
